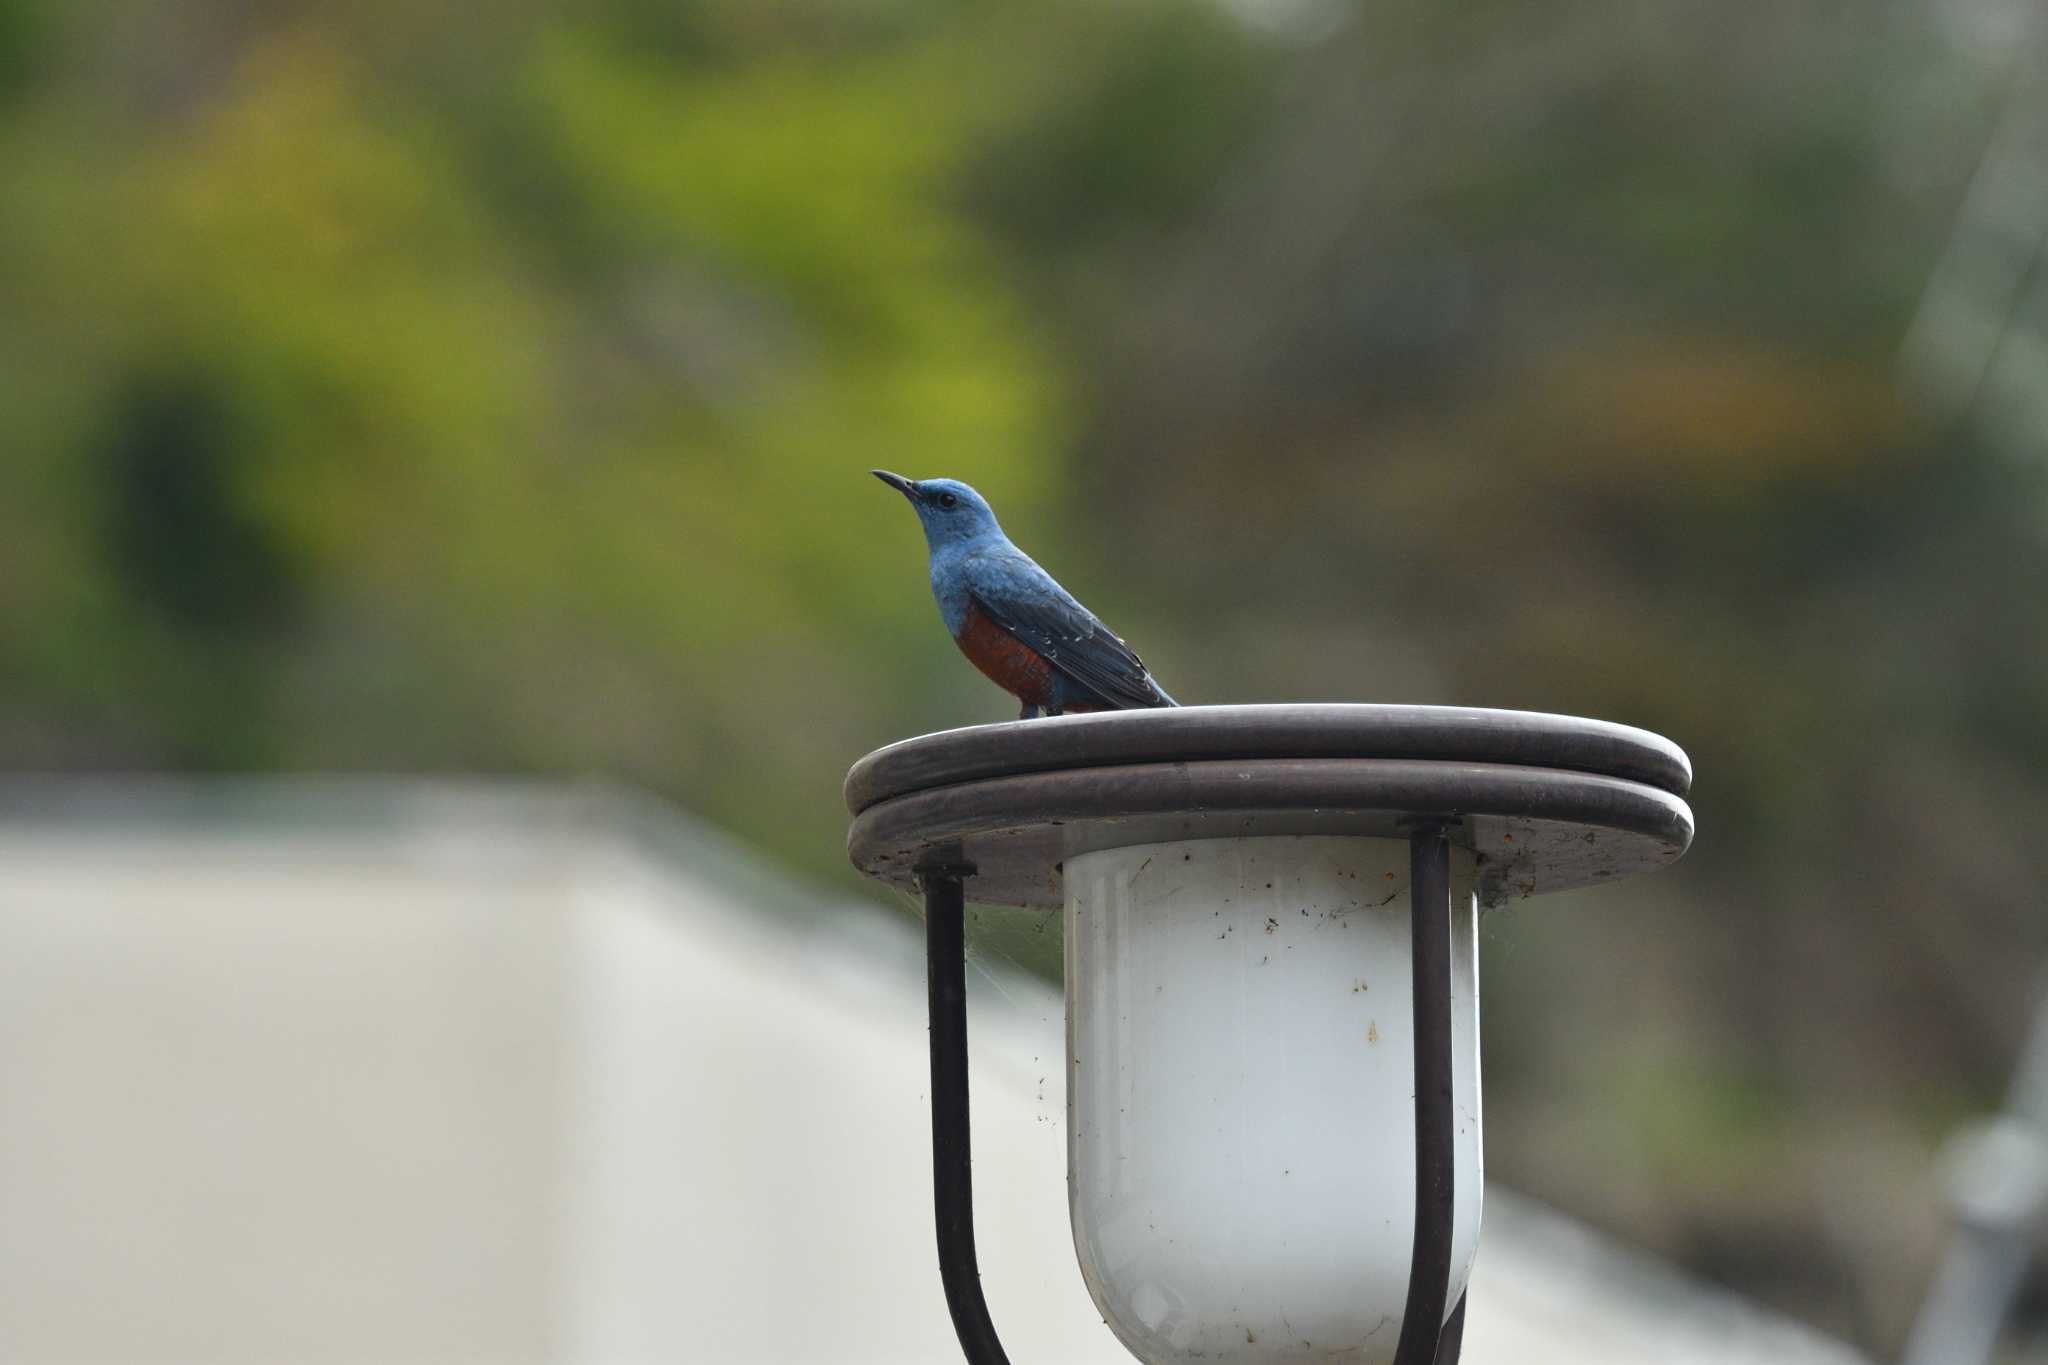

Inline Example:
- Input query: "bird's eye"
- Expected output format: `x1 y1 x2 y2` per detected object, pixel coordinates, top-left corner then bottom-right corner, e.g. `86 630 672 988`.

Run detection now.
938 492 959 509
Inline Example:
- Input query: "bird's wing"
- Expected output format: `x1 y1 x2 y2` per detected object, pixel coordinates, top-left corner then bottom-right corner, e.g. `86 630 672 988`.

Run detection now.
967 560 1165 709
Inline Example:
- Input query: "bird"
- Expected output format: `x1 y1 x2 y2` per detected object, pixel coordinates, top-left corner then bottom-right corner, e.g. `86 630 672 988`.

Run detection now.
872 470 1177 719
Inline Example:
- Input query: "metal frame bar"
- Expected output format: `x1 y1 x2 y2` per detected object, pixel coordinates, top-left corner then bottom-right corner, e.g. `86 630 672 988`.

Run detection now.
921 857 1012 1365
918 832 1465 1364
1397 826 1465 1365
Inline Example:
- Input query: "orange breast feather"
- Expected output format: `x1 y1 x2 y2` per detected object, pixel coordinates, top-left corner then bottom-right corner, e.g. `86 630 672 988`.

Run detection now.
953 600 1054 705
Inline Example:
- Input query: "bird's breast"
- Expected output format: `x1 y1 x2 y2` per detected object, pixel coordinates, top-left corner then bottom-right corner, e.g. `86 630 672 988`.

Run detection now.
952 600 1054 705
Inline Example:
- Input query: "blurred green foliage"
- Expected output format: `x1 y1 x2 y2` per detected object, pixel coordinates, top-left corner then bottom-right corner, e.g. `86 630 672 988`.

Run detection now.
5 0 2048 1349
2 4 1083 782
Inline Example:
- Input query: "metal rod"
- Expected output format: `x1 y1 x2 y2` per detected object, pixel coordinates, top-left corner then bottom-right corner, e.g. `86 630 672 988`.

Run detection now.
922 860 1011 1365
1394 827 1459 1365
1434 1292 1467 1364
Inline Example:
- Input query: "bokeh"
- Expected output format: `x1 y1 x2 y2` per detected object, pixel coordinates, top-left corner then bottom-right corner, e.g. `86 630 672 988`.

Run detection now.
6 0 2047 1353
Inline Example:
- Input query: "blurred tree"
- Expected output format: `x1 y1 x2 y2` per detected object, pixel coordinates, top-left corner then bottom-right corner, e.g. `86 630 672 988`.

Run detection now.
0 2 1077 815
2 0 2046 1352
103 368 303 635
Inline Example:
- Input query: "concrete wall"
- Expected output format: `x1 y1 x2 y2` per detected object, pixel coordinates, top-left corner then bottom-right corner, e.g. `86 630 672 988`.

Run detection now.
0 782 1869 1364
0 785 1114 1363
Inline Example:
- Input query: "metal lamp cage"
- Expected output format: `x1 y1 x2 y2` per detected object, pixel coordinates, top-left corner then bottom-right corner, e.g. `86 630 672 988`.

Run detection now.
845 705 1694 1365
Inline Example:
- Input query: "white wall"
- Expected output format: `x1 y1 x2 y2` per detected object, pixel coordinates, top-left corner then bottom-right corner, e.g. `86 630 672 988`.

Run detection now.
0 783 1870 1364
551 834 1121 1362
0 790 1120 1363
0 837 575 1362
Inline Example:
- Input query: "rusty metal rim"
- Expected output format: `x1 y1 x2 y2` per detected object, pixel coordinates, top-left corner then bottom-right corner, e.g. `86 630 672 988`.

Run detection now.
844 704 1692 815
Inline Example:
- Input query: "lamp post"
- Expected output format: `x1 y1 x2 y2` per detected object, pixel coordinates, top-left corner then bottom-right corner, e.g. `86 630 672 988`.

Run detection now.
846 705 1694 1365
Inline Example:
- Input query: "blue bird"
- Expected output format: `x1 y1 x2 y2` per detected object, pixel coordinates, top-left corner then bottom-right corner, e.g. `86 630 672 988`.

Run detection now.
873 471 1178 719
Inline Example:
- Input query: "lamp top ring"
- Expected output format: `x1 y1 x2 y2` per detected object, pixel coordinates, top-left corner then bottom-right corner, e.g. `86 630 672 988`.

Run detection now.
845 704 1693 910
846 703 1689 812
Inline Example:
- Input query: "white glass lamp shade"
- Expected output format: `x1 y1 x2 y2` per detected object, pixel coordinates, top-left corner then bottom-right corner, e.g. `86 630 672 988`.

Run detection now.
1064 835 1482 1364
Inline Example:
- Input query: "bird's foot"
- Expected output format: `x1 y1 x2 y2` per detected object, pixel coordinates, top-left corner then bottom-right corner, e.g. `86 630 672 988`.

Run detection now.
1018 702 1042 720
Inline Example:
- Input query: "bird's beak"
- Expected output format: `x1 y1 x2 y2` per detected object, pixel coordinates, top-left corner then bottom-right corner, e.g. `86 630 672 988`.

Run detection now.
871 469 921 503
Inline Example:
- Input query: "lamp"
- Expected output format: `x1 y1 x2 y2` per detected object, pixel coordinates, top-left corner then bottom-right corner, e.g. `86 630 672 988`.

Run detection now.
845 705 1693 1364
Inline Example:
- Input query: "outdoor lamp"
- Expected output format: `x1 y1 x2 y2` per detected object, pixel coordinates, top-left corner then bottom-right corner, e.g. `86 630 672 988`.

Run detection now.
845 705 1694 1365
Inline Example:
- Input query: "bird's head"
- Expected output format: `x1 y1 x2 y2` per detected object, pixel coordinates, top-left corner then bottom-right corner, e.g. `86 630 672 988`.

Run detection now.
871 471 1002 549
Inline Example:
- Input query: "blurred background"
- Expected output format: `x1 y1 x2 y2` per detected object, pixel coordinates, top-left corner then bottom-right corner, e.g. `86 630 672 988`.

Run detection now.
5 0 2048 1358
